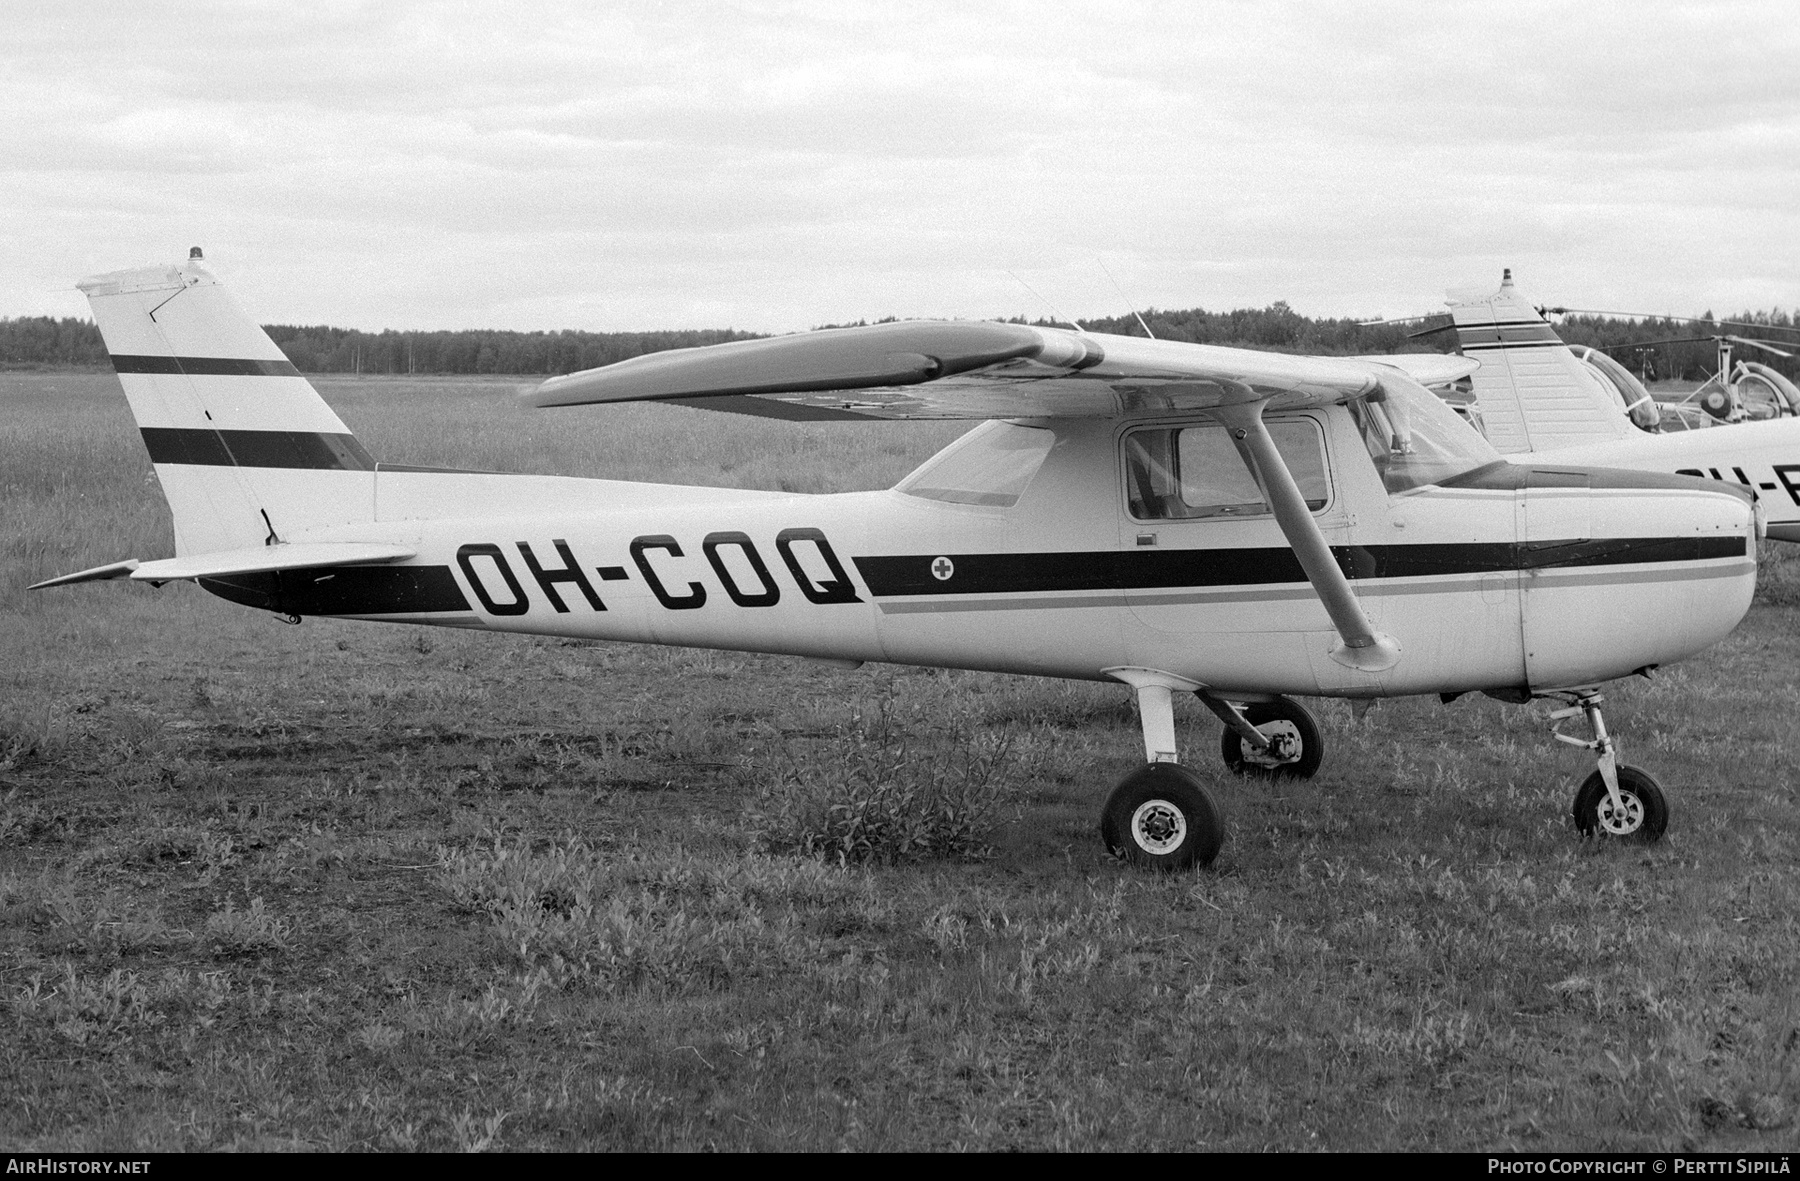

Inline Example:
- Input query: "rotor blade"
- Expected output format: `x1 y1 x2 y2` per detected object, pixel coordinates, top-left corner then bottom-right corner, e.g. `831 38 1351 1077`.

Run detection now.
1358 311 1441 326
1542 307 1687 320
1547 308 1800 337
1725 325 1800 339
1598 336 1715 354
1726 335 1794 358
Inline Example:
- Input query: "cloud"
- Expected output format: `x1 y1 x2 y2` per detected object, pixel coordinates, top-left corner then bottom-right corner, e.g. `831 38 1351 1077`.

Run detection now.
3 0 1797 329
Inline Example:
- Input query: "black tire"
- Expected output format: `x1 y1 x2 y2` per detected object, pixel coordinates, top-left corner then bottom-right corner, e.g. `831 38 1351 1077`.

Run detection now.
1572 765 1668 843
1218 697 1324 779
1099 763 1225 871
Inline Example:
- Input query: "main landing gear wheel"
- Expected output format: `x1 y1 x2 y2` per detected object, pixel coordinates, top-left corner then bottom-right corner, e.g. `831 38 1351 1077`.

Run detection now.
1099 763 1224 871
1572 765 1668 844
1219 697 1323 779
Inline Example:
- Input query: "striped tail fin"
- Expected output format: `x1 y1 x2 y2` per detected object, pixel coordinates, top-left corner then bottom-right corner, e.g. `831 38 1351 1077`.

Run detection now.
77 252 376 555
1446 270 1633 454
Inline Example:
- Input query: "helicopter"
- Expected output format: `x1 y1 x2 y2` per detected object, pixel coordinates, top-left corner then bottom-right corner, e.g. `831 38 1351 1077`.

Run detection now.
1583 333 1800 427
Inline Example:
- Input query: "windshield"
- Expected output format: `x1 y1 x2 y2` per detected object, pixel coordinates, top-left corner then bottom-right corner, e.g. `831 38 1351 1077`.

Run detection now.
1575 347 1660 431
1347 378 1501 493
895 420 1055 507
1736 363 1800 419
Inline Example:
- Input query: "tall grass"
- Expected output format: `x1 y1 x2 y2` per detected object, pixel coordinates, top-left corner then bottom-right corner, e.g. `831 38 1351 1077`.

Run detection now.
751 693 1026 865
1754 537 1800 606
441 835 859 992
0 374 169 606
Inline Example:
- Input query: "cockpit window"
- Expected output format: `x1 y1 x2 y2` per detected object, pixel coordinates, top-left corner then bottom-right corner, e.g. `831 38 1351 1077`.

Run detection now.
1123 418 1329 520
896 420 1055 507
1575 347 1661 431
1347 379 1501 493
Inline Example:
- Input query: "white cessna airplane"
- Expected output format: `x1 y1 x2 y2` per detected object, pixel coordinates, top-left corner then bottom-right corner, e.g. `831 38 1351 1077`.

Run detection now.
34 253 1761 868
1447 272 1800 542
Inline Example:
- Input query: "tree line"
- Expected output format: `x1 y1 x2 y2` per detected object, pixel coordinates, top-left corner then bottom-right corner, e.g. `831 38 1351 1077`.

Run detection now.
3 304 1794 382
0 317 759 375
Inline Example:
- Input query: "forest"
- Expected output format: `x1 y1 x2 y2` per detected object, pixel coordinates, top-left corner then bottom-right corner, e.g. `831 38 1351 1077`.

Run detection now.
3 302 1795 383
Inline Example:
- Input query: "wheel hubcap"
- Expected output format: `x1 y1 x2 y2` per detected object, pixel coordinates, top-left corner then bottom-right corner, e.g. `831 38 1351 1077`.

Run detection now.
1597 789 1644 836
1242 720 1301 767
1130 799 1187 855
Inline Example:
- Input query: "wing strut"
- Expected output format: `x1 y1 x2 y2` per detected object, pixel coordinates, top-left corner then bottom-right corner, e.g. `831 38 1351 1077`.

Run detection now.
1208 397 1401 673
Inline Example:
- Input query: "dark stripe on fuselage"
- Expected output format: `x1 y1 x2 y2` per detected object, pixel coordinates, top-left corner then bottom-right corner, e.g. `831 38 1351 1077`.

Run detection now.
199 565 470 615
1514 536 1743 571
140 427 377 471
853 537 1746 597
111 354 302 377
194 539 1745 616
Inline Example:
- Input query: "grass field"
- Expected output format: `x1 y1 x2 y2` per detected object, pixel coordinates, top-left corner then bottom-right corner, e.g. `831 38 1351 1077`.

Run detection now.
3 372 1799 1151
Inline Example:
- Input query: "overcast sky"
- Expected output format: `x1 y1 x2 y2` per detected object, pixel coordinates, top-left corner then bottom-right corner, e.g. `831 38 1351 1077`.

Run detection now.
5 1 1797 333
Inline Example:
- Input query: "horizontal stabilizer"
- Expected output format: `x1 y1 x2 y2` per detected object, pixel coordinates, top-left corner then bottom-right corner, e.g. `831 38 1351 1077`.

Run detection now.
27 559 142 589
132 542 417 582
30 543 416 591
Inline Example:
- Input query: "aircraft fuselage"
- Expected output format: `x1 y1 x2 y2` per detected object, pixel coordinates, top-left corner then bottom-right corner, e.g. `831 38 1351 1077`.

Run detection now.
199 409 1757 700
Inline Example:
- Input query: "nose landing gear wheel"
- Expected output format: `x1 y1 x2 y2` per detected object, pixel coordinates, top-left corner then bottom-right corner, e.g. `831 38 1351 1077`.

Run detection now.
1572 765 1668 844
1219 697 1323 779
1100 763 1224 871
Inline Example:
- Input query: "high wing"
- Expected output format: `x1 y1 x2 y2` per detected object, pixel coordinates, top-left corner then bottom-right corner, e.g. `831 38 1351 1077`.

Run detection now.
524 320 1445 421
1350 352 1479 389
526 318 1424 672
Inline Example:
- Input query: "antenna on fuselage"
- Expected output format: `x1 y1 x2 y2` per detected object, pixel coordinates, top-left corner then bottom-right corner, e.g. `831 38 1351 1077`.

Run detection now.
1007 270 1086 333
1096 257 1156 339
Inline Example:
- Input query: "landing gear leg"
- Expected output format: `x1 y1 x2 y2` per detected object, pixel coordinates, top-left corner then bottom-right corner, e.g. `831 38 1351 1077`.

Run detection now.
1097 678 1224 870
1205 693 1324 779
1549 691 1668 843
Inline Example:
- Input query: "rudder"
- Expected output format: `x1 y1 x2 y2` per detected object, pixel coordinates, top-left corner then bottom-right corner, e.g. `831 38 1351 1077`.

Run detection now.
1446 270 1633 454
78 251 376 555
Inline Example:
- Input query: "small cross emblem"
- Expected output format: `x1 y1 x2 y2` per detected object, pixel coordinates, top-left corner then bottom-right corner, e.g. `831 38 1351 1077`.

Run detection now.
931 556 954 581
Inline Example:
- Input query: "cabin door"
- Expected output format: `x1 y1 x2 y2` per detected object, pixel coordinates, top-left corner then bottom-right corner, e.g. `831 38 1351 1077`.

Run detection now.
1116 416 1336 641
1519 467 1593 688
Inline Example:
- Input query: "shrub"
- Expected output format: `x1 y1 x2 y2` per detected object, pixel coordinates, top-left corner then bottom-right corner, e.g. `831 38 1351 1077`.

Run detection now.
751 694 1021 866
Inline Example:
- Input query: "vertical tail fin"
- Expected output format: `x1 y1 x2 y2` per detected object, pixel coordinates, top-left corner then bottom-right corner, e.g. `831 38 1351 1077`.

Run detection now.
1446 270 1633 454
78 252 376 554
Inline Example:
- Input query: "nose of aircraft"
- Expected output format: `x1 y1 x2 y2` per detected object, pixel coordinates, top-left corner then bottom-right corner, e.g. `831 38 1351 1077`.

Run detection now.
1522 467 1757 691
